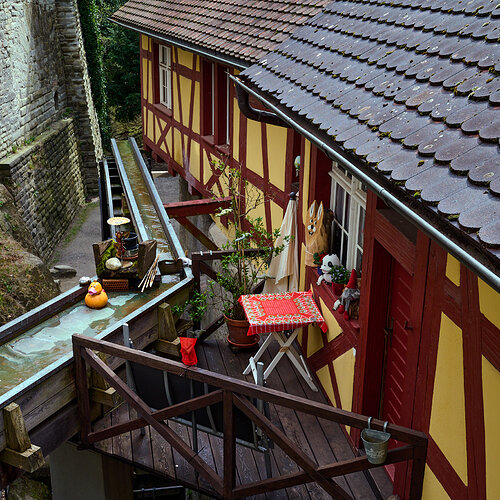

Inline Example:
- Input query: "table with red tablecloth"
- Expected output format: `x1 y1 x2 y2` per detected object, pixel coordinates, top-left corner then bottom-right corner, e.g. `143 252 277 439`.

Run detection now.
239 291 327 391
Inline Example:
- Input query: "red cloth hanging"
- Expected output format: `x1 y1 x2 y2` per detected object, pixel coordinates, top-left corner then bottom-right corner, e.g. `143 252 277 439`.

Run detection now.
179 337 198 366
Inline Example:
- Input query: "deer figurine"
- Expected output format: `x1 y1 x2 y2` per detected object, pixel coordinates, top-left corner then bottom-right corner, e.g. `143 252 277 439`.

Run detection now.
305 201 328 267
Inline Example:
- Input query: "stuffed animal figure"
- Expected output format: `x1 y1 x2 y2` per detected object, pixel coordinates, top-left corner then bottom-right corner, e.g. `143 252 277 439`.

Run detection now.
334 269 360 320
317 254 341 286
305 201 328 266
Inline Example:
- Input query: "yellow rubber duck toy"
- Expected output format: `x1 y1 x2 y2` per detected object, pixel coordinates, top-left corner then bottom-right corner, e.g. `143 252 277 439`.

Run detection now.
85 281 108 309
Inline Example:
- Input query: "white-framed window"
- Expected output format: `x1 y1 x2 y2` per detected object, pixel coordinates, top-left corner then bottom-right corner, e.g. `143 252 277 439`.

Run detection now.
329 162 366 272
159 45 172 108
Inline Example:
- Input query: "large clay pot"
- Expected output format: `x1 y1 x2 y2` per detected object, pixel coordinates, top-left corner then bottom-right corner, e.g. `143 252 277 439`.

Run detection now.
225 315 260 350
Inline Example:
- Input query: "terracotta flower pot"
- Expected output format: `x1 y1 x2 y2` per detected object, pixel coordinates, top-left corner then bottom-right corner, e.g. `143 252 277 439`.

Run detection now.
224 315 260 350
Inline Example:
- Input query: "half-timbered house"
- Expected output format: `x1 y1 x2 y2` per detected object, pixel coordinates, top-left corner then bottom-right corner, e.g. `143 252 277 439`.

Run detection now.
113 1 500 499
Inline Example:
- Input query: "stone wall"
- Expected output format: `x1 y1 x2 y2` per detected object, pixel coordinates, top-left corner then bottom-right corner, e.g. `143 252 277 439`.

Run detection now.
0 118 86 259
0 0 101 197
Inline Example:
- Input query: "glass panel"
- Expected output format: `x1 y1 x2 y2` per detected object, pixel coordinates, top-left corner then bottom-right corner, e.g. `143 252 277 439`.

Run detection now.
358 206 365 246
335 184 344 221
332 222 342 259
341 233 348 265
356 249 363 273
344 192 350 230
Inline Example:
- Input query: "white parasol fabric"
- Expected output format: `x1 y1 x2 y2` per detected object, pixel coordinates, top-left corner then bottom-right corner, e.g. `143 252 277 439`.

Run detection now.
263 196 299 293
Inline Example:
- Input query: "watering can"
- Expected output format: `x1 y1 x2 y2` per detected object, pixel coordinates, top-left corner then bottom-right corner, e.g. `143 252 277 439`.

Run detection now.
361 417 390 464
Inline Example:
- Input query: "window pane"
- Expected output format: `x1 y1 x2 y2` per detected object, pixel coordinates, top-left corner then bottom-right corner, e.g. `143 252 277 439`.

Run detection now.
344 192 350 230
358 207 365 246
356 249 363 273
332 222 342 258
341 233 348 265
335 185 344 221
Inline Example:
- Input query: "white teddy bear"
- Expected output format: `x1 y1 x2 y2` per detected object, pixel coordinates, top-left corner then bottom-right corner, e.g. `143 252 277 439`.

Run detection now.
316 254 341 286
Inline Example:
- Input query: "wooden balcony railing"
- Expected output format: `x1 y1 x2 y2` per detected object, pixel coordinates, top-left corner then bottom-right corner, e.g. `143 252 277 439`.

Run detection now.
72 334 427 500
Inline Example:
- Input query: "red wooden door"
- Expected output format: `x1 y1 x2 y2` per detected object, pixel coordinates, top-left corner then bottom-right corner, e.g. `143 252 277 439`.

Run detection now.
381 260 413 481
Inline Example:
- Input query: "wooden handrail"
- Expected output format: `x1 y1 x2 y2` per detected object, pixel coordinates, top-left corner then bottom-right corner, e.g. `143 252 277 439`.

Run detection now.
72 334 427 499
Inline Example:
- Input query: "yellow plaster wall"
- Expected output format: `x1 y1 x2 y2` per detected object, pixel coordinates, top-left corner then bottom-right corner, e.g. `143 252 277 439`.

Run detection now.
141 35 149 51
173 128 182 167
445 254 460 286
189 140 200 181
478 279 500 327
307 324 324 357
316 364 336 406
142 58 148 98
482 356 500 500
270 201 283 231
179 75 191 128
147 60 153 104
166 128 172 156
176 47 193 69
266 125 287 191
246 119 263 177
192 82 200 135
245 182 267 227
147 110 154 142
332 348 355 412
319 297 342 343
233 103 240 162
429 313 468 485
172 75 180 123
422 465 451 500
299 244 307 291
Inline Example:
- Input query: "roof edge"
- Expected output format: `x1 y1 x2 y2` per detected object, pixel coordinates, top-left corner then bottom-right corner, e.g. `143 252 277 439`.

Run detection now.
109 17 250 71
233 76 500 293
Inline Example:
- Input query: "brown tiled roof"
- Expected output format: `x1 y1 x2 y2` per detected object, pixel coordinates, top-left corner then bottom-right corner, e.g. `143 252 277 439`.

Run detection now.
111 0 330 65
242 0 500 271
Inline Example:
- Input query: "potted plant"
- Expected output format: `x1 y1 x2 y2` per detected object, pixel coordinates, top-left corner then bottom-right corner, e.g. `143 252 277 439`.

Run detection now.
329 265 350 296
208 160 286 349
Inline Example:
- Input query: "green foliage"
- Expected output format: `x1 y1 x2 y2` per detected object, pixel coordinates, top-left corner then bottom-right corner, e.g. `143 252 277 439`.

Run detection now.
172 291 208 322
208 160 287 320
329 265 350 284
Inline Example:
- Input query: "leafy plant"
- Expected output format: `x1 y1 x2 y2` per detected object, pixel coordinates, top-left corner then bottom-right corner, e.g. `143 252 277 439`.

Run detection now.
313 251 327 266
172 291 208 323
329 265 350 284
207 160 287 320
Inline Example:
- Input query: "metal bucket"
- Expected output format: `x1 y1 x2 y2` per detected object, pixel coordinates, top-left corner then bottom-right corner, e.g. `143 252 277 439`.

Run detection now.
361 417 390 465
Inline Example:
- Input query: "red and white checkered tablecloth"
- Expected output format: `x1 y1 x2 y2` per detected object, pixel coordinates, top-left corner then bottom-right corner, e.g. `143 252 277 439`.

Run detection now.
238 291 328 336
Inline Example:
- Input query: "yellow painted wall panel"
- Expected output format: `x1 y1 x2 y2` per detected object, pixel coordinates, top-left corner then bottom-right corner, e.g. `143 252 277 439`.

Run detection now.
478 279 500 328
332 348 355 412
246 119 263 177
233 104 240 162
319 298 343 342
429 313 468 485
482 356 500 500
173 74 180 123
189 140 201 182
147 61 153 104
155 117 161 146
173 128 182 167
307 325 324 357
445 254 460 286
192 82 200 135
141 35 149 51
177 48 193 69
166 128 172 156
245 182 267 227
179 75 191 128
297 327 303 346
266 125 287 191
203 151 212 185
421 465 451 500
301 140 311 223
270 201 283 232
299 244 306 291
147 110 154 142
142 59 148 97
316 364 336 406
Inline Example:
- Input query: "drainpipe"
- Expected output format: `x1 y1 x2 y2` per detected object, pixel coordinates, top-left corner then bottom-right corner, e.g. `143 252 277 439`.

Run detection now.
230 75 500 292
234 83 290 128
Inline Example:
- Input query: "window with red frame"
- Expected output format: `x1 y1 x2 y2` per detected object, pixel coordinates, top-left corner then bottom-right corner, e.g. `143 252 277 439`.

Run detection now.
201 60 230 145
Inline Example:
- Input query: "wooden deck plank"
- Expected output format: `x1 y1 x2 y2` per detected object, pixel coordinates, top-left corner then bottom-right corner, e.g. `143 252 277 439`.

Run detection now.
111 402 132 462
129 407 154 471
92 410 113 455
150 424 175 480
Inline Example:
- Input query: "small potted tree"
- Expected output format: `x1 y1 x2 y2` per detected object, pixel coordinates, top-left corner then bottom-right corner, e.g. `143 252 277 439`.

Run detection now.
208 160 286 349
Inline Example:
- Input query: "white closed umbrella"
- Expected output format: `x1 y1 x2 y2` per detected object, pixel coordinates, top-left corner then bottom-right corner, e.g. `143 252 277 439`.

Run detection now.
263 194 299 293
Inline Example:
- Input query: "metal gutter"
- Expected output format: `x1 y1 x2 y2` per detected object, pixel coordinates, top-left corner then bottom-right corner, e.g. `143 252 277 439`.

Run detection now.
110 18 248 71
231 76 500 292
234 82 289 128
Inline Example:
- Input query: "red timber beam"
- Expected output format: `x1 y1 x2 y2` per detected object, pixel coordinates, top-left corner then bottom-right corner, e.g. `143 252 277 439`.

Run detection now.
164 197 232 251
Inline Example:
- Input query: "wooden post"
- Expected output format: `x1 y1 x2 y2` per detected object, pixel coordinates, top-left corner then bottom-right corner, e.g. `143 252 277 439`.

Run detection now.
408 442 427 500
223 390 235 499
74 344 91 448
155 303 181 356
0 403 45 473
89 352 121 407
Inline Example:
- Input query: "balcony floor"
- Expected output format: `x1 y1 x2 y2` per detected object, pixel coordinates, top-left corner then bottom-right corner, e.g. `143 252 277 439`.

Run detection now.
92 336 391 499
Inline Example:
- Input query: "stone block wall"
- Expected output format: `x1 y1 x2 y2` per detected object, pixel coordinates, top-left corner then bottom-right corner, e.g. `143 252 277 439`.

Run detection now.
0 0 101 197
0 118 86 259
